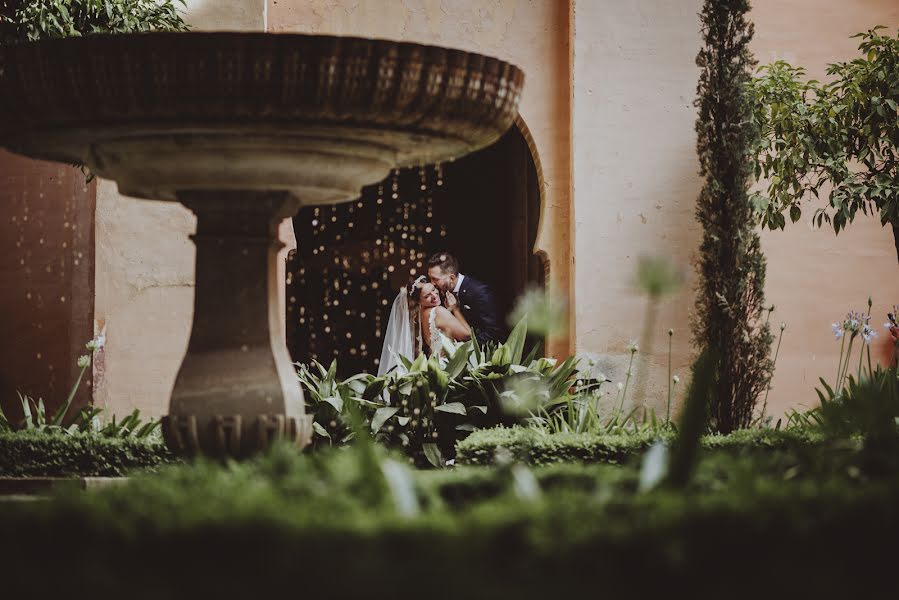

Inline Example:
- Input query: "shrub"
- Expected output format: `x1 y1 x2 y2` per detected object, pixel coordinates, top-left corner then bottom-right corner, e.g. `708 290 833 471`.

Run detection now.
0 431 175 477
692 0 774 432
455 426 827 466
0 442 896 597
296 317 580 466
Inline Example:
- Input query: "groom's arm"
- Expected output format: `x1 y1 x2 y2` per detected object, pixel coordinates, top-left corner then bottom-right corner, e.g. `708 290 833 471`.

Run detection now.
469 283 503 345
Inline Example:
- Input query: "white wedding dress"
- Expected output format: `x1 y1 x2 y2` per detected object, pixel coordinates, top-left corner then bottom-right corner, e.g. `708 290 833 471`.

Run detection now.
377 290 451 376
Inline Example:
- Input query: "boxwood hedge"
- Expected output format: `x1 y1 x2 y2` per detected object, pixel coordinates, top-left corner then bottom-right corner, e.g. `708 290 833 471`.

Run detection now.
454 426 829 466
0 431 175 477
0 441 894 598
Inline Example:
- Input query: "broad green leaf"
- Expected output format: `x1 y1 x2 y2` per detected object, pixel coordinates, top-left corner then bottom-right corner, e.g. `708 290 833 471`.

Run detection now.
422 443 445 468
505 316 528 365
371 406 399 433
321 396 344 413
434 402 466 415
312 422 331 439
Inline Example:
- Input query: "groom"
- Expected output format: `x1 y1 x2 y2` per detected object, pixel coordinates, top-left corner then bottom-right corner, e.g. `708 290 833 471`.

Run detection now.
427 251 503 346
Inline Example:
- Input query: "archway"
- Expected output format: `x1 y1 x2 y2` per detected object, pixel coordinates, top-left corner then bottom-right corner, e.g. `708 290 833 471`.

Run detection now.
286 121 544 375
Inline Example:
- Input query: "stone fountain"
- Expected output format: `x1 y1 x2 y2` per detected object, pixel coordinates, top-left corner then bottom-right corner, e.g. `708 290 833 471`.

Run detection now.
0 32 523 458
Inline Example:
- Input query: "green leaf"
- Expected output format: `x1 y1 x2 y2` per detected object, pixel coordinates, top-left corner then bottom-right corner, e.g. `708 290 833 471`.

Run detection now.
435 402 466 415
312 421 331 440
321 396 344 414
371 406 399 433
444 341 472 378
422 443 445 468
505 316 528 365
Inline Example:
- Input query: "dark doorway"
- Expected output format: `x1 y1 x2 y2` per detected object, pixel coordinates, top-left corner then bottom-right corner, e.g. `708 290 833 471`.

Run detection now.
286 124 543 375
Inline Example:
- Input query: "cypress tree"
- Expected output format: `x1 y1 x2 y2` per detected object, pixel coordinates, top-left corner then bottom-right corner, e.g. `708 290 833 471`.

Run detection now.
692 0 773 432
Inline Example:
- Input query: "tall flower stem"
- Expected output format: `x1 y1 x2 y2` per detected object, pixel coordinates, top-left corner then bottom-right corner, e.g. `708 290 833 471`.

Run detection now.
839 337 856 392
857 336 866 380
760 323 785 422
835 333 846 389
666 329 674 423
619 351 637 413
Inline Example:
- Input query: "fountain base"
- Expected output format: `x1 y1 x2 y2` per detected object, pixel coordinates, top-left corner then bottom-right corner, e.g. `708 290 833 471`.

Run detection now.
162 190 312 458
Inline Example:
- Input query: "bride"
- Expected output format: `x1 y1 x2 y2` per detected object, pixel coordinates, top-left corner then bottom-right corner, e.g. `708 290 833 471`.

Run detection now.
377 274 471 375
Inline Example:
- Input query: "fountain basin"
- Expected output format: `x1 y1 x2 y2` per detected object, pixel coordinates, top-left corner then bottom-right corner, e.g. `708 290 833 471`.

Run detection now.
0 32 524 203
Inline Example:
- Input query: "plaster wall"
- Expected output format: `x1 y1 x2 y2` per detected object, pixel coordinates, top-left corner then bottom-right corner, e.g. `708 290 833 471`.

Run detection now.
572 0 899 420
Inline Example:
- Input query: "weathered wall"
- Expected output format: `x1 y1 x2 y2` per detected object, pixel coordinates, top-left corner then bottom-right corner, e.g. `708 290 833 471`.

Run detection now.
93 0 270 417
571 0 702 415
572 0 899 420
266 0 574 358
0 154 95 421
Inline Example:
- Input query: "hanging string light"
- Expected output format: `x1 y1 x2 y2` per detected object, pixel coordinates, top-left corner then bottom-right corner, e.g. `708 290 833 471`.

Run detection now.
286 164 447 375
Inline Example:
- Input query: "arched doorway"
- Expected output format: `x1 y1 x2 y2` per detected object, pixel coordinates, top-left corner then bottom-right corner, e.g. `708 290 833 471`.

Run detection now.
286 122 544 375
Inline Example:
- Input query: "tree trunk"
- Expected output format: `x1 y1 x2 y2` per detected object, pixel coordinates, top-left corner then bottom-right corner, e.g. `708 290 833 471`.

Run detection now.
891 219 899 266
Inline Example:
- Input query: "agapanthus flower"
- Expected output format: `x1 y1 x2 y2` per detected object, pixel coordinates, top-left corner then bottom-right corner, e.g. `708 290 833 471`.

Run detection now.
77 355 90 369
863 325 877 344
672 375 680 384
832 323 844 340
627 340 639 353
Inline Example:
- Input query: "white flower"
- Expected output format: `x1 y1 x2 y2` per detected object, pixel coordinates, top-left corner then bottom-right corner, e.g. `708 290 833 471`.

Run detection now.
672 375 680 384
617 382 624 391
832 323 844 340
85 334 106 352
863 325 877 344
77 355 91 369
627 340 639 353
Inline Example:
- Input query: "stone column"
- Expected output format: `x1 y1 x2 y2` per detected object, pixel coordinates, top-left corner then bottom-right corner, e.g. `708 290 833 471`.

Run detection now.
162 191 311 457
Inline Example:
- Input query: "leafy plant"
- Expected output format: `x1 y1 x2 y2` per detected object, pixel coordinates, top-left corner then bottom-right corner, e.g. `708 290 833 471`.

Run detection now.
0 0 188 46
750 27 899 263
1 336 160 439
296 316 581 466
692 0 774 433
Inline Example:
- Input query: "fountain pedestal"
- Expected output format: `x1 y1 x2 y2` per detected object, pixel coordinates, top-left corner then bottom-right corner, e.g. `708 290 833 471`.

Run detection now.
0 32 523 458
163 191 310 457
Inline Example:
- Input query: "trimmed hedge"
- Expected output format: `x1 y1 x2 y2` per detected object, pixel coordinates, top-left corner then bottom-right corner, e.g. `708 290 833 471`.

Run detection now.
0 431 175 477
455 426 828 466
0 442 896 597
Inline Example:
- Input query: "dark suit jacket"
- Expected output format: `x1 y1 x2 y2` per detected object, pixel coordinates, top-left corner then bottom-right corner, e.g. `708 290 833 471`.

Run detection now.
456 275 504 346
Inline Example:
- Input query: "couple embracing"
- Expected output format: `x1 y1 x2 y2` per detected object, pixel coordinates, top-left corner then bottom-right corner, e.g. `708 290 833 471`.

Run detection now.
377 252 503 376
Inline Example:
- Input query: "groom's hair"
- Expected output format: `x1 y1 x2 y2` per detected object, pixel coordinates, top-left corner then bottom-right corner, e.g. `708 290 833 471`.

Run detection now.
426 251 459 275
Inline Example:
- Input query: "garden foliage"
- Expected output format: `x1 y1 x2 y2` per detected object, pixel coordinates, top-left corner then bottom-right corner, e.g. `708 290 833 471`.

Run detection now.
0 430 172 477
692 0 773 432
2 438 898 597
0 0 187 45
750 28 899 260
297 317 580 466
454 425 826 466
